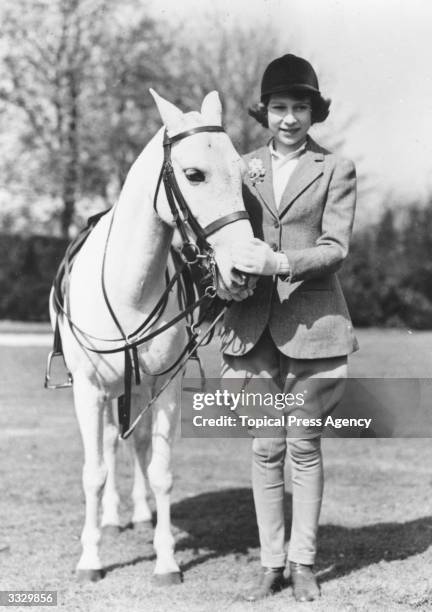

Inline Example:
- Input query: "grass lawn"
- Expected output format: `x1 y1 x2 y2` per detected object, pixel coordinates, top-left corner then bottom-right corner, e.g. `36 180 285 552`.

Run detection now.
1 328 432 611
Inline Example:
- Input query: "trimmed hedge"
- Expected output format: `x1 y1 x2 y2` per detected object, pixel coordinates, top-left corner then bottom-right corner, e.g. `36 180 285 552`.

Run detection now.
339 208 432 329
0 234 68 321
2 207 432 328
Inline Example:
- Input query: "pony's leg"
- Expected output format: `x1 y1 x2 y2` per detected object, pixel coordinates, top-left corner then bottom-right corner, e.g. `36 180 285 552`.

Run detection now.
73 374 106 581
148 377 182 584
101 401 120 533
130 393 153 527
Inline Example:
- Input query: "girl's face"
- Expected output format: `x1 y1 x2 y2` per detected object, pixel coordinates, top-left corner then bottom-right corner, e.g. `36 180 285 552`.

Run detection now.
267 94 312 154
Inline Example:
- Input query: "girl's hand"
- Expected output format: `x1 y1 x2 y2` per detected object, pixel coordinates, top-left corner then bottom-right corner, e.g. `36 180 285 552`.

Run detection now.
214 248 255 301
232 238 281 276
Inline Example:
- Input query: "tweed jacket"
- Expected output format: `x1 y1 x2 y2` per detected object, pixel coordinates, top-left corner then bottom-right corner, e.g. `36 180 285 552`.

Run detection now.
221 136 359 359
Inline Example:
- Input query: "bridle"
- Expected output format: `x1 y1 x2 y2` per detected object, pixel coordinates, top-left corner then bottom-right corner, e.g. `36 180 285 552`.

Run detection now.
47 123 250 439
157 125 249 268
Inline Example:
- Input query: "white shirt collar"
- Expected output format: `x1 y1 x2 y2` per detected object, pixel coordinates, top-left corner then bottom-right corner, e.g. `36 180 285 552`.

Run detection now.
269 139 307 163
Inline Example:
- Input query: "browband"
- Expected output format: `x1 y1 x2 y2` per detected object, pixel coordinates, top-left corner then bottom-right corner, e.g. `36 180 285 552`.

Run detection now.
163 125 225 146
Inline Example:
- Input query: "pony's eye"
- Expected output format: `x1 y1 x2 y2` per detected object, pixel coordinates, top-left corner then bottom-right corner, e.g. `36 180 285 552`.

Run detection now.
184 168 205 183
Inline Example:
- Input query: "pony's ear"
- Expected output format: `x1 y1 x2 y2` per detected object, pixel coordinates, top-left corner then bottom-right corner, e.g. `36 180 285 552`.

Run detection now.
200 91 222 125
149 89 184 132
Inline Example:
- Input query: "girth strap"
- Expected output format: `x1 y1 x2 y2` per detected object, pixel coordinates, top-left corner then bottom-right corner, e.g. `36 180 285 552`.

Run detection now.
117 345 141 438
118 350 133 437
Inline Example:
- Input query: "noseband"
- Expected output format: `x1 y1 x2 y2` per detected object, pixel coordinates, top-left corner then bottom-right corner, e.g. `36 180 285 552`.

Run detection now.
154 125 250 265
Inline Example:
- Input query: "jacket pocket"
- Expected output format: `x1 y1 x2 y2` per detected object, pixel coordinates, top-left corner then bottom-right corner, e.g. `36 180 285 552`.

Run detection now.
297 277 332 292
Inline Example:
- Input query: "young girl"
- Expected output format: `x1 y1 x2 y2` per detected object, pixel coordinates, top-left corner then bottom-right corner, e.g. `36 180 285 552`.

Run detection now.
220 54 358 602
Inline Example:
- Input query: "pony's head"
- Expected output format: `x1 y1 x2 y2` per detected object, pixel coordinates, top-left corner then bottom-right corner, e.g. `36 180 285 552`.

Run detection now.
150 89 255 299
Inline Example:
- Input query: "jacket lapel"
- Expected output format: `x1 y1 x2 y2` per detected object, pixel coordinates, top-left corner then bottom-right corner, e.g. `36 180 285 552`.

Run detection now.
249 148 278 220
278 139 324 220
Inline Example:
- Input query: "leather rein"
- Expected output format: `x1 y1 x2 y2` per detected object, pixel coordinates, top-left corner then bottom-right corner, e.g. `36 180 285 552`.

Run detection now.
51 124 249 439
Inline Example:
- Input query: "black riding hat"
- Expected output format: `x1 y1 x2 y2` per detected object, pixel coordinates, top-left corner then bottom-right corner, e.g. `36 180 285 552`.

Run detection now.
261 54 321 99
249 54 331 126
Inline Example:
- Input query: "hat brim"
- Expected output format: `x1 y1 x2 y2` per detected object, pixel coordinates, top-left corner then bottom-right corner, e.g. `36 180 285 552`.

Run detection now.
261 83 321 99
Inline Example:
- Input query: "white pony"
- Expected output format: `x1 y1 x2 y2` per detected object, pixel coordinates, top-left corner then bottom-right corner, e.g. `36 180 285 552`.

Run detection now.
51 90 253 583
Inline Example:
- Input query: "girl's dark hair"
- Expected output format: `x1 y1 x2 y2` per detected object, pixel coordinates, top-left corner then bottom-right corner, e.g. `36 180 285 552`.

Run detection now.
248 90 331 127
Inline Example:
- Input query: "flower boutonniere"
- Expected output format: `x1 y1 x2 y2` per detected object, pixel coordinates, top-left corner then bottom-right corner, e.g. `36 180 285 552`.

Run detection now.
247 157 266 185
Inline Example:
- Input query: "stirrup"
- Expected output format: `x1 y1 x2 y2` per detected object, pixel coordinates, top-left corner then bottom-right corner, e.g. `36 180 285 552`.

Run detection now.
44 350 73 389
183 352 206 392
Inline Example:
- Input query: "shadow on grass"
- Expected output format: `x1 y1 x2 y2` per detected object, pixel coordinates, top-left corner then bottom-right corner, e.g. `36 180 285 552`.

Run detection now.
104 554 155 576
170 487 432 580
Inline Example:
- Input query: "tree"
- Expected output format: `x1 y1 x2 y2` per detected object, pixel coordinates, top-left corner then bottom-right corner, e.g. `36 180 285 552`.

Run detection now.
1 0 90 236
166 14 283 154
0 0 171 237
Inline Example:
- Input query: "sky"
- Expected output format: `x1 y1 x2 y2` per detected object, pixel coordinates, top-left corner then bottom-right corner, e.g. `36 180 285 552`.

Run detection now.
148 0 432 220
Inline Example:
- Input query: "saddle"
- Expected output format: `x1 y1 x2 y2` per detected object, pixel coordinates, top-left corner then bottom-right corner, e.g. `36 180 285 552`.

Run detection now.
46 208 222 392
45 210 110 389
52 210 110 314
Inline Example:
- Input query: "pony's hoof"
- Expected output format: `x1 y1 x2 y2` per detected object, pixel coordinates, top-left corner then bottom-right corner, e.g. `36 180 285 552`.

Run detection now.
102 524 121 536
153 571 183 586
76 569 105 582
133 520 153 532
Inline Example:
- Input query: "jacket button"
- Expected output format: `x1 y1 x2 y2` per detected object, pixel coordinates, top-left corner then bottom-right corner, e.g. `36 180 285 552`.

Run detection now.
271 243 278 251
273 221 280 228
